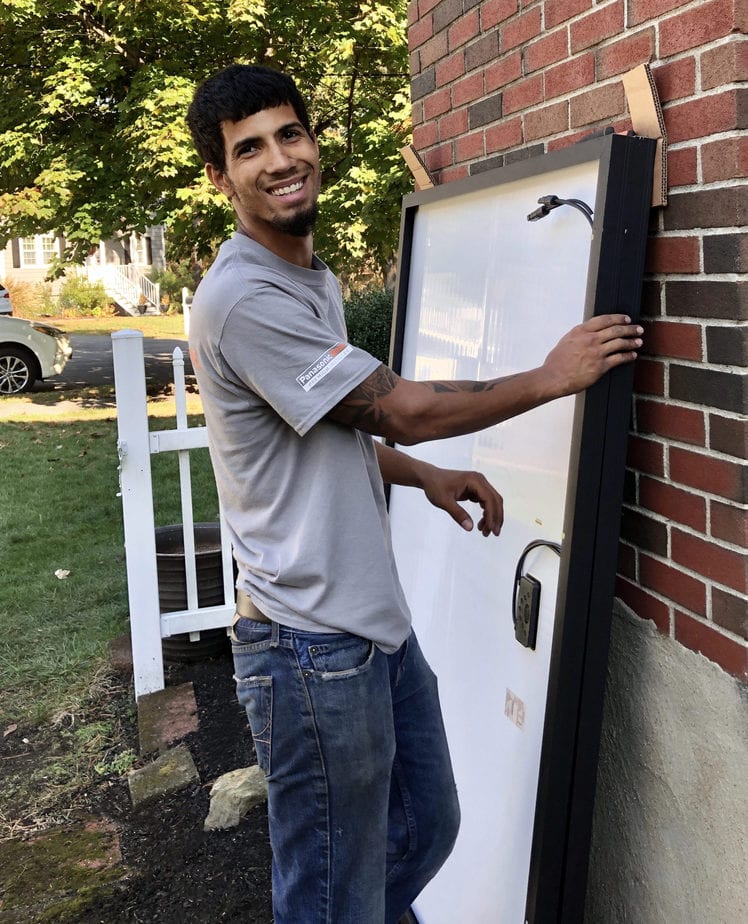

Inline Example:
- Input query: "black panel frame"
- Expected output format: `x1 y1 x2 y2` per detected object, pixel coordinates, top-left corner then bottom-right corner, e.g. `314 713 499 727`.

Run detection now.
389 133 656 922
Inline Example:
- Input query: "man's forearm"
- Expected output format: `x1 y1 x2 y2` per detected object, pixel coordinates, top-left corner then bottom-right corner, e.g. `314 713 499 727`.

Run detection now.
374 440 436 487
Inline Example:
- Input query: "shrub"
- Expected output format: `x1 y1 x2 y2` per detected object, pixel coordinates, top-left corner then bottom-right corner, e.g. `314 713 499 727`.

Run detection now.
58 277 113 317
148 264 196 313
343 288 394 364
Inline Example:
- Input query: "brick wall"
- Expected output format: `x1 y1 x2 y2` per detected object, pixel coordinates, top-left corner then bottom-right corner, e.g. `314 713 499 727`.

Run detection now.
407 0 747 680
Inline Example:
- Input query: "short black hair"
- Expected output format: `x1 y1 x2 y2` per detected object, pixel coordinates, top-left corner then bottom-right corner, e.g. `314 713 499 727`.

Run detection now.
187 64 312 172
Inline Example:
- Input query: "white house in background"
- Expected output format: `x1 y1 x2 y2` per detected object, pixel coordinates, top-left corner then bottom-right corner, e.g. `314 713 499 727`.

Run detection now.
1 225 166 315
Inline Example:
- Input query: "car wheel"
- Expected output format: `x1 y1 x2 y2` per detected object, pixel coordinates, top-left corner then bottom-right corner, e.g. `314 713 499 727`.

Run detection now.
0 346 39 394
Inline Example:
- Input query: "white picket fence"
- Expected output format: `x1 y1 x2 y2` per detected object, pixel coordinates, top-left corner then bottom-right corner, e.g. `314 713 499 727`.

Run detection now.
112 330 235 699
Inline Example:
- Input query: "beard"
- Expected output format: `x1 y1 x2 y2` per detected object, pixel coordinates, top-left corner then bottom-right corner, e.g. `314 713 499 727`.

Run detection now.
269 201 319 237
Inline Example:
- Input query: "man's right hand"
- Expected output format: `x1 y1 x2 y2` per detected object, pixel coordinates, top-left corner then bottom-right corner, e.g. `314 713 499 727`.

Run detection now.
541 313 643 397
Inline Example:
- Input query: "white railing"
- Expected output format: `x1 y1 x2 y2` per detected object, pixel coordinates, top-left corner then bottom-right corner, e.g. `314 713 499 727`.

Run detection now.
88 264 160 312
112 330 234 698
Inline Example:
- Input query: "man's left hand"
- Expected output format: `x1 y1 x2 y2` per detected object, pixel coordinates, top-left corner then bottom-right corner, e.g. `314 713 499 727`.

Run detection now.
420 467 504 537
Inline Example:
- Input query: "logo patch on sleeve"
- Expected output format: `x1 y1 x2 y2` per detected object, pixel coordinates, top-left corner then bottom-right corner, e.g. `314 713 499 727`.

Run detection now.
296 342 352 392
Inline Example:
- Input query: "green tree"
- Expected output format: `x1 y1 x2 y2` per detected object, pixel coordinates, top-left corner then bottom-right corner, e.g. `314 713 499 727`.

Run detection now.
0 0 412 281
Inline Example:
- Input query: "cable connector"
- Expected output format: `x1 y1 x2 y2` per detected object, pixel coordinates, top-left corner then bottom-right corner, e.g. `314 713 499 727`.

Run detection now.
527 194 594 228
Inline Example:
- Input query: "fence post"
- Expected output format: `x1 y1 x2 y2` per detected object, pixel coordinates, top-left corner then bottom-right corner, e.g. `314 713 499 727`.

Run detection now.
112 330 164 697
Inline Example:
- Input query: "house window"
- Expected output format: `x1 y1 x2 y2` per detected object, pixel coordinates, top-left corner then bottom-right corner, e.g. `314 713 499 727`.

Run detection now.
19 234 59 267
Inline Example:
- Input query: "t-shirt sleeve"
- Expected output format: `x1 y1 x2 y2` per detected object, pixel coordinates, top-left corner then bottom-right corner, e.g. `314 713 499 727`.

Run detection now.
217 281 381 436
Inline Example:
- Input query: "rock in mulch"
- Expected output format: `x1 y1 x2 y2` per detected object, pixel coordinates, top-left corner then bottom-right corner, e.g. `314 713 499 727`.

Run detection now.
204 765 267 830
136 681 198 755
128 743 199 806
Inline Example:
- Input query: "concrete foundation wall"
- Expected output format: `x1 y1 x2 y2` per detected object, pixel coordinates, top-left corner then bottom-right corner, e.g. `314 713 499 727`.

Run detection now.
585 602 748 923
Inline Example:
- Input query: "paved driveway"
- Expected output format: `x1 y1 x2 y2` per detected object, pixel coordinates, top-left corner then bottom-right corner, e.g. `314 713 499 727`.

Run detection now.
51 333 194 392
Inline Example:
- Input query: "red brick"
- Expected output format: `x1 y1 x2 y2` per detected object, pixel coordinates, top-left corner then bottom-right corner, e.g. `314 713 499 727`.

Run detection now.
409 15 434 50
711 586 748 640
413 122 438 149
596 29 654 81
617 540 637 580
670 446 746 502
423 87 452 120
570 1 624 53
660 0 742 57
640 476 707 531
709 414 748 461
569 82 626 128
633 358 665 396
438 108 468 141
672 529 748 594
548 128 595 151
408 0 419 26
440 163 470 183
702 136 748 182
525 29 569 73
503 74 544 114
419 0 441 13
421 31 449 69
615 576 671 634
452 72 485 107
644 236 701 274
710 500 748 548
454 129 485 163
546 0 591 29
641 319 702 361
674 611 748 680
436 51 465 87
636 399 705 445
665 90 746 144
501 7 542 52
629 0 691 27
545 54 595 100
524 101 568 141
485 52 523 92
667 146 698 187
627 434 666 476
702 38 748 90
640 553 708 615
424 142 453 172
448 10 480 50
481 0 518 31
652 57 696 104
485 117 523 152
410 49 421 78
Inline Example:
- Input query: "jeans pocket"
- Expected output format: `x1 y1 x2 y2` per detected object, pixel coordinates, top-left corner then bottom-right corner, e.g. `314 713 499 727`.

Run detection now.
234 675 273 775
306 634 376 680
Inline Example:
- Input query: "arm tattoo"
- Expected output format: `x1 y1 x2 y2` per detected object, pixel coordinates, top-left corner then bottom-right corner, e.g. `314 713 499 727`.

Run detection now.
332 365 399 432
430 374 520 394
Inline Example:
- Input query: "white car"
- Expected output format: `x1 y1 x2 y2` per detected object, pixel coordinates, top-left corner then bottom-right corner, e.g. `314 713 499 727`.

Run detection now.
0 316 73 394
0 283 12 315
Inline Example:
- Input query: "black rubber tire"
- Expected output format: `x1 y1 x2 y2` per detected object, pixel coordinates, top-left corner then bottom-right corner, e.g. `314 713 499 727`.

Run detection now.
0 345 39 394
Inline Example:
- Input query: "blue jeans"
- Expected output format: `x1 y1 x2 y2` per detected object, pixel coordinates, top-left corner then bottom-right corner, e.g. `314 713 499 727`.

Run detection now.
231 619 460 924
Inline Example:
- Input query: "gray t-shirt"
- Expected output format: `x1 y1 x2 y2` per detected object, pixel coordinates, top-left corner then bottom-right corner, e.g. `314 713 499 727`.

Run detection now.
189 233 411 653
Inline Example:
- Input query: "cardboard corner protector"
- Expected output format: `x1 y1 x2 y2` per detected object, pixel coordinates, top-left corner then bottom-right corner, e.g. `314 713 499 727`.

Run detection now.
400 144 435 191
622 63 668 208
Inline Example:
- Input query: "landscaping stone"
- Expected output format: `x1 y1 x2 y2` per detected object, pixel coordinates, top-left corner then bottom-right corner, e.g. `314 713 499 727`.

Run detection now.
137 681 198 755
108 632 133 674
204 765 267 830
128 743 199 806
0 819 126 922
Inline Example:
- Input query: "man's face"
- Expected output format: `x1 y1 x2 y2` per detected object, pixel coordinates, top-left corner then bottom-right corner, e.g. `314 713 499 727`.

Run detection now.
208 103 321 249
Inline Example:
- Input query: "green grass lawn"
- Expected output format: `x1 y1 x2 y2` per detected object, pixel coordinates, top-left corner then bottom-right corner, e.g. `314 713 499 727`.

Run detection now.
53 313 189 339
0 355 217 727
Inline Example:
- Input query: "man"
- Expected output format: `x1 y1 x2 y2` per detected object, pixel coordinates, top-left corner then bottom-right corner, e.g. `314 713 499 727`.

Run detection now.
186 64 643 924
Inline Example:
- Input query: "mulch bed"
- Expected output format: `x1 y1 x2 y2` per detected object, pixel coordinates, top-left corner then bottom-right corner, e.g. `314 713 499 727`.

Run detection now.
78 649 273 923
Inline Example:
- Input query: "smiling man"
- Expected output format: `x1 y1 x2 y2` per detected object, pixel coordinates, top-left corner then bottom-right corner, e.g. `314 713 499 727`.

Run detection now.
186 64 643 924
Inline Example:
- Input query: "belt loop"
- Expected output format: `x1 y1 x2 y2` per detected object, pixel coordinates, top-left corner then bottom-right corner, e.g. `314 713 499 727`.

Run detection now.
270 620 280 648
